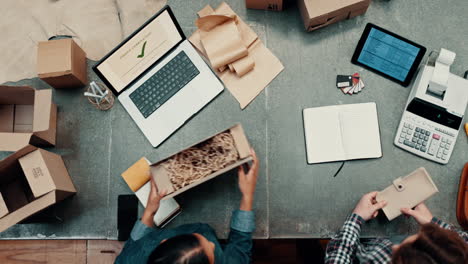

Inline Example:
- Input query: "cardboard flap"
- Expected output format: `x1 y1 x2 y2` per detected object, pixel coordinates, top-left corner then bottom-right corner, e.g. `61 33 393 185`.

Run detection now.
0 133 34 152
0 86 35 105
19 149 56 198
151 165 175 194
38 149 76 193
0 191 56 233
230 124 251 159
122 158 151 192
0 193 9 218
33 89 53 132
0 145 37 173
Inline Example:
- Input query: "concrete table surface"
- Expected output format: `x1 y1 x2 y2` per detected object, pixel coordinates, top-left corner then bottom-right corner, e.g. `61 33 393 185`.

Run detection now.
1 0 467 239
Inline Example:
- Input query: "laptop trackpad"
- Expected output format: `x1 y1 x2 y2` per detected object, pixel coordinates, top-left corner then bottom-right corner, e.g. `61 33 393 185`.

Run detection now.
170 89 202 126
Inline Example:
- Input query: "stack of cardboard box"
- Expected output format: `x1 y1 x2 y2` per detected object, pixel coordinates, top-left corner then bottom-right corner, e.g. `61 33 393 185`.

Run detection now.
0 85 76 232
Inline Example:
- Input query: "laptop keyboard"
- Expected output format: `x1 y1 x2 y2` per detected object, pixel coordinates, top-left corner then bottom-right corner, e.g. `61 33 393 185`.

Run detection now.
129 51 200 118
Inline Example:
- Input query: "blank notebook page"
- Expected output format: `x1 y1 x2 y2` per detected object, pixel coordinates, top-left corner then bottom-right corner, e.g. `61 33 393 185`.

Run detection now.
303 102 381 164
340 103 382 160
303 105 346 163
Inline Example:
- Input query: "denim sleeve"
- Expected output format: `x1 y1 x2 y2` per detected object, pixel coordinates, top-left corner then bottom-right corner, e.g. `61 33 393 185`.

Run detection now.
223 210 255 264
130 220 157 241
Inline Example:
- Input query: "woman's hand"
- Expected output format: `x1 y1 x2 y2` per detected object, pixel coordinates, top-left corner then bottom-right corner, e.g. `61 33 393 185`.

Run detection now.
401 203 433 225
142 176 167 228
238 148 259 211
352 191 387 221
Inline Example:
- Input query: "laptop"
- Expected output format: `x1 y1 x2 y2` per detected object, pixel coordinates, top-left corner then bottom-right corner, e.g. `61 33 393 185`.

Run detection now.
93 6 224 147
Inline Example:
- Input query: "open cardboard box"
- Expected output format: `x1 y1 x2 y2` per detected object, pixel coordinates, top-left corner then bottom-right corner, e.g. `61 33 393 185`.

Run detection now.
151 124 252 200
299 0 371 32
0 145 76 232
0 86 57 152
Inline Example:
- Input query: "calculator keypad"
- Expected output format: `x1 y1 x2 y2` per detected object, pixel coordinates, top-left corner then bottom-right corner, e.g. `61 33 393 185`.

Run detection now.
398 122 453 161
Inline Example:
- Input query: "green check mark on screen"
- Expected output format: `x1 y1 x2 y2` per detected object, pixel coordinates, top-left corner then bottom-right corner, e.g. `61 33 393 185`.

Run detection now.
137 41 147 58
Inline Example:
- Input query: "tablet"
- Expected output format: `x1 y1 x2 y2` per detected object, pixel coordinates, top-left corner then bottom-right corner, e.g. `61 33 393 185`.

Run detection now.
351 23 426 87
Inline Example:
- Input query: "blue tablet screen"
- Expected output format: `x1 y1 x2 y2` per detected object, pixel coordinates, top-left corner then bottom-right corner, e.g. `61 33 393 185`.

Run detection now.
357 28 420 81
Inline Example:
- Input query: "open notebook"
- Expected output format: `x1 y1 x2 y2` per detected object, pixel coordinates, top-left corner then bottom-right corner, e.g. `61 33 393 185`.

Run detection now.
303 102 382 164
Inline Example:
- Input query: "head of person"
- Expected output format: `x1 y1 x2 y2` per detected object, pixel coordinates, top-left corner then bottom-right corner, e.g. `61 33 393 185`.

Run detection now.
392 223 468 264
147 233 215 264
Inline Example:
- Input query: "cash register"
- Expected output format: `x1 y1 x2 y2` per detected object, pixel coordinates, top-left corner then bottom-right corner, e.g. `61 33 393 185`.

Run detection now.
394 49 468 164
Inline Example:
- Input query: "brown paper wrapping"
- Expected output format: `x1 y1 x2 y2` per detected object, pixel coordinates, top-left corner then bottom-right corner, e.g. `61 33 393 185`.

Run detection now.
199 20 248 69
189 2 284 109
230 55 255 77
196 14 236 31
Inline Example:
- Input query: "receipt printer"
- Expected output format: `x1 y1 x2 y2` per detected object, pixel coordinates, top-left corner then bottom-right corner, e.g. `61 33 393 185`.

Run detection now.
394 48 468 164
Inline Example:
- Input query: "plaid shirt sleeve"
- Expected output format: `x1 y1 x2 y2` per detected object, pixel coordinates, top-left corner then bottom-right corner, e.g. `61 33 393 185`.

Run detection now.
325 213 364 264
325 213 393 264
431 217 468 242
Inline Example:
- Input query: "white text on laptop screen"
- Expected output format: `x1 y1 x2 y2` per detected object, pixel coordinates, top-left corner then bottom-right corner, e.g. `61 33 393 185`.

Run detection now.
97 10 182 93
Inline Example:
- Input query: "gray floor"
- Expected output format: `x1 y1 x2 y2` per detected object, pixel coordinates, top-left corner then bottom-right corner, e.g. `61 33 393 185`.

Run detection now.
1 0 467 239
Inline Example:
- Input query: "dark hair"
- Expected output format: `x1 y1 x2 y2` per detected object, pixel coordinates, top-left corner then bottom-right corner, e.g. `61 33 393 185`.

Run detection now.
147 234 210 264
392 223 468 264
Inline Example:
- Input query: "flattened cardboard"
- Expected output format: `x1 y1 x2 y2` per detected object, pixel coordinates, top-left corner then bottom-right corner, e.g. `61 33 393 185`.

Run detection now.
151 124 252 200
298 0 371 32
0 105 14 132
0 145 76 232
0 86 57 152
189 2 284 109
246 0 284 11
37 38 88 88
376 168 439 221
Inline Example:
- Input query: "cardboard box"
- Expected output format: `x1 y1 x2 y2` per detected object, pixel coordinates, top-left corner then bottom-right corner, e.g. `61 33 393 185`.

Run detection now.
37 38 88 88
0 105 14 132
0 193 9 218
151 124 252 200
246 0 284 11
0 86 57 152
299 0 371 32
0 145 76 231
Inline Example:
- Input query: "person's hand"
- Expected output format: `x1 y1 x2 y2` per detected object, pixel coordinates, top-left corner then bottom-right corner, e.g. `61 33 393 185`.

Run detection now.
238 148 259 211
401 203 433 225
142 176 167 227
352 191 387 221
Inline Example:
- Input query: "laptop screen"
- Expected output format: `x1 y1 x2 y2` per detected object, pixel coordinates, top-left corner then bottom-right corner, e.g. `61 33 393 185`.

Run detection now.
95 9 183 94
